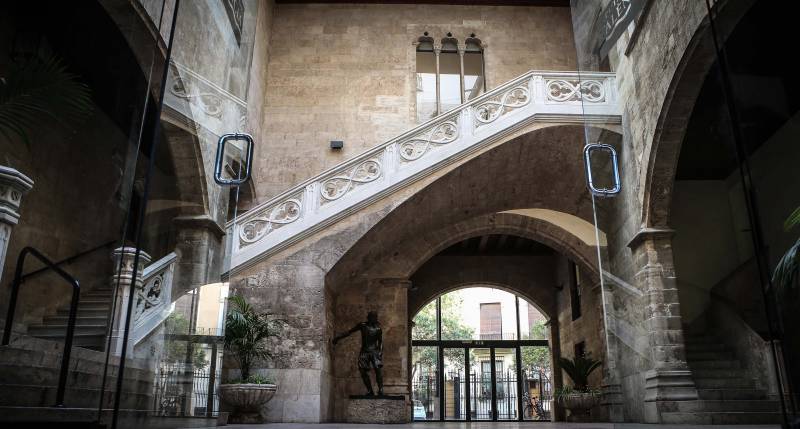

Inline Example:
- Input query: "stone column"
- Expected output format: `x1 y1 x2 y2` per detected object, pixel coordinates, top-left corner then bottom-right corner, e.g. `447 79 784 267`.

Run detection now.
173 215 225 299
549 318 565 421
597 280 624 422
109 246 151 356
627 228 697 423
433 43 442 116
0 166 33 282
457 43 466 104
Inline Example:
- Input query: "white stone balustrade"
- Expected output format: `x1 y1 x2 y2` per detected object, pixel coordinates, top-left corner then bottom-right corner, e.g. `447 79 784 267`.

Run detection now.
0 166 34 282
229 71 620 272
110 248 178 355
132 251 177 346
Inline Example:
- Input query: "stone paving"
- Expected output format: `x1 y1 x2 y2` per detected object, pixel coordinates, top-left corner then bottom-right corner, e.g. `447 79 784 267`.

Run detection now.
206 423 781 429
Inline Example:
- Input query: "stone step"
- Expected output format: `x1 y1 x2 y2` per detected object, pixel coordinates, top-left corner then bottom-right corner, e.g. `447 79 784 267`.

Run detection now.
0 345 151 380
666 399 780 413
693 377 755 389
0 334 148 370
27 332 105 350
43 315 108 326
686 350 733 361
76 296 111 308
697 388 768 400
28 324 107 337
0 363 153 391
690 367 750 379
56 308 108 318
684 334 718 343
0 406 218 428
660 411 782 424
0 384 151 409
81 289 113 297
63 302 111 312
684 342 727 352
689 359 740 369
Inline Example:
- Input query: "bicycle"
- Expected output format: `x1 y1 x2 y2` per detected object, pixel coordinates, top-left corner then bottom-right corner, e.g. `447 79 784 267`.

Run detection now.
522 391 547 421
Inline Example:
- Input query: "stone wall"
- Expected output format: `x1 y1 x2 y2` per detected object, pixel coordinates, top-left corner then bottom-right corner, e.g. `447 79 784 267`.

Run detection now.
554 254 606 387
254 3 577 199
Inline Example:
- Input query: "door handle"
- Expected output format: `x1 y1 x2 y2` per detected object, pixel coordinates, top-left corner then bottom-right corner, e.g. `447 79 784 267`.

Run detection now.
583 143 621 196
214 133 254 186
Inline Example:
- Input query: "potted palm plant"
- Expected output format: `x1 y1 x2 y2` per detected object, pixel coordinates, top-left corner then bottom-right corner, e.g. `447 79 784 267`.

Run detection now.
219 295 284 424
554 354 602 422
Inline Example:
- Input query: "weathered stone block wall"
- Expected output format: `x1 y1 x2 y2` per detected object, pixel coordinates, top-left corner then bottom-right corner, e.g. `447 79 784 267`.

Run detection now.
255 3 577 199
0 107 130 329
332 278 410 421
554 254 605 387
569 0 714 422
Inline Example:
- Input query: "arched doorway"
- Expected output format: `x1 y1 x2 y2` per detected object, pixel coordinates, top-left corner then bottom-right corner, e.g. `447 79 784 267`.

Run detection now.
410 285 553 422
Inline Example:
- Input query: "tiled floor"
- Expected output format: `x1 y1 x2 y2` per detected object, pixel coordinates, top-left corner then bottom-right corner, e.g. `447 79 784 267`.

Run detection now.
215 423 781 429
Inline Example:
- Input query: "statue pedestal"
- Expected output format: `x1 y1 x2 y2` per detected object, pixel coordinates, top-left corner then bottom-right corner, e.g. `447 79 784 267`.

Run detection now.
346 395 409 423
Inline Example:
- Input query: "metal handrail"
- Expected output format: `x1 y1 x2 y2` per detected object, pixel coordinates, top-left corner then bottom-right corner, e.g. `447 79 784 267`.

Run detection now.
20 239 116 281
2 247 81 408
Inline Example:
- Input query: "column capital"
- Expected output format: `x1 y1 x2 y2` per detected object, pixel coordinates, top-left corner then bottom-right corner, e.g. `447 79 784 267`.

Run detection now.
111 246 152 282
0 166 34 226
173 214 226 239
626 227 675 251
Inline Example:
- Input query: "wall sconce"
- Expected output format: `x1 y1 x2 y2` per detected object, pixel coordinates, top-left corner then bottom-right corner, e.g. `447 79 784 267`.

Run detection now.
330 140 344 150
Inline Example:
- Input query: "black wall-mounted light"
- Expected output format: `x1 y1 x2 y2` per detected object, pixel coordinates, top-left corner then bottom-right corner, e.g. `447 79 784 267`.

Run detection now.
330 140 344 150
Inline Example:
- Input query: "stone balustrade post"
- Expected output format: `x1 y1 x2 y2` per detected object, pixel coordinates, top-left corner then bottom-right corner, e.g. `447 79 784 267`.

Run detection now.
627 228 698 423
109 246 151 356
0 166 34 282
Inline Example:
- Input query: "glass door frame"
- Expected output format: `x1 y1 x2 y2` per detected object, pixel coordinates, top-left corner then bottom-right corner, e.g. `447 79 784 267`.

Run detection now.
412 339 549 422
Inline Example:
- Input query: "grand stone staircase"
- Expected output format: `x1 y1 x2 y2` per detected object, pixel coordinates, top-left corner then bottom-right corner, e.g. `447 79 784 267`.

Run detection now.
0 334 153 426
0 251 180 427
659 332 782 424
228 70 621 273
25 285 114 351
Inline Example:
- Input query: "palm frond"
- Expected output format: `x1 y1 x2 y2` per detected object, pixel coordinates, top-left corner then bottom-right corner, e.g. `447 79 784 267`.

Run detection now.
558 355 601 391
785 206 800 232
224 294 285 381
0 55 93 145
772 237 800 298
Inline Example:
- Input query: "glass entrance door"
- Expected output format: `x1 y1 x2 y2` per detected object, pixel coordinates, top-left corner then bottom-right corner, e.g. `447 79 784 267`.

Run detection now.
569 0 797 425
443 345 523 421
98 1 261 428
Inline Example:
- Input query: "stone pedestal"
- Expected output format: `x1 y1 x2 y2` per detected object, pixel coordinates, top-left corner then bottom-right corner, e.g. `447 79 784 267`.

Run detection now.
109 246 151 356
346 396 409 423
0 166 33 282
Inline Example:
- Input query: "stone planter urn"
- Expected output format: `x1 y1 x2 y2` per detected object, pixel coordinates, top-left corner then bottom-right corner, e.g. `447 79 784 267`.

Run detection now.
218 383 277 424
558 392 600 422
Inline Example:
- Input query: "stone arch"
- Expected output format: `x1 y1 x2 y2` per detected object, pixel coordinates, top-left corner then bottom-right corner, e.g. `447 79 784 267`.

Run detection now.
642 0 757 227
341 212 599 288
409 281 550 322
326 124 617 292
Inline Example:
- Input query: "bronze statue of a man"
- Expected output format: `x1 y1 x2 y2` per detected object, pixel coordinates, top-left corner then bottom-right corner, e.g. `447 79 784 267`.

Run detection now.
333 310 384 396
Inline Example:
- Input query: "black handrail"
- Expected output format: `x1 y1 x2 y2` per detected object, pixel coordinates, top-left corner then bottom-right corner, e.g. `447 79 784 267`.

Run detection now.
2 247 80 408
21 239 116 281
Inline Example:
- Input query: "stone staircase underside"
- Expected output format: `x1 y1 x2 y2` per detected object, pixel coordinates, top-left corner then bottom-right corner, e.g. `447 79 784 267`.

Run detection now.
229 70 621 272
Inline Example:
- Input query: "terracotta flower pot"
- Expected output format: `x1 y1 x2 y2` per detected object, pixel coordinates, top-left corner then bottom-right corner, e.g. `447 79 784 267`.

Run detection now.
557 392 600 422
218 383 277 424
